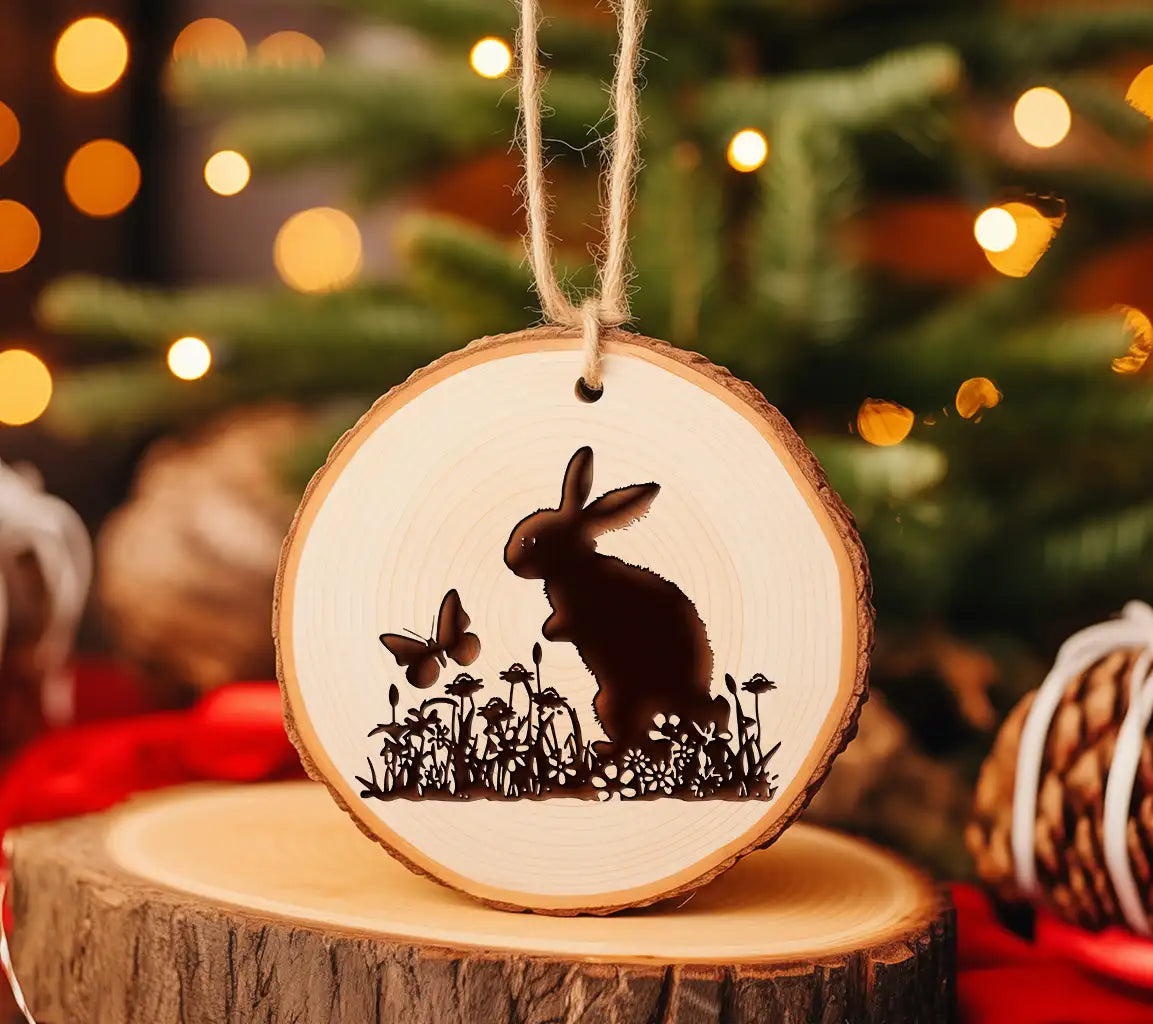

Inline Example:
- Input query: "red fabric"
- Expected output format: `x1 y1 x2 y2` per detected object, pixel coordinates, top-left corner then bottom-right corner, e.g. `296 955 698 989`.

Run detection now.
4 664 1153 1021
0 666 303 860
955 883 1153 1022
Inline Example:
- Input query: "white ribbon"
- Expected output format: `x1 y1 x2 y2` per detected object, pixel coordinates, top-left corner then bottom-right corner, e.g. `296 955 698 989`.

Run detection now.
0 874 35 1024
0 460 92 728
1012 600 1153 933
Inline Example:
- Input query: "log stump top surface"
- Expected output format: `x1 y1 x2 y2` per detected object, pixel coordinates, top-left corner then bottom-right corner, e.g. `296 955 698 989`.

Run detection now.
7 782 955 1023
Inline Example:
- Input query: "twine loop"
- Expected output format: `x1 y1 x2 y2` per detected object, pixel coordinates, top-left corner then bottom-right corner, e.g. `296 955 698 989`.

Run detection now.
517 0 647 396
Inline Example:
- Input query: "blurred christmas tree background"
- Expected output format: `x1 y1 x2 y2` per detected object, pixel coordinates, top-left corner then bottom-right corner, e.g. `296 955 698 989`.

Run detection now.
5 0 1153 873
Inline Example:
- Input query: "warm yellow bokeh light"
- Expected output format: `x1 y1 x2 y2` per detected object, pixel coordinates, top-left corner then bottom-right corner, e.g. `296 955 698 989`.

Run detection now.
274 207 363 293
0 103 19 167
727 129 769 172
1112 306 1153 375
256 30 324 67
0 349 52 426
1126 66 1153 120
857 398 915 447
172 18 246 65
469 37 512 78
1013 87 1071 149
974 206 1018 253
65 140 140 218
204 150 250 196
167 337 212 381
0 201 39 273
955 377 1002 420
55 17 129 94
983 201 1063 279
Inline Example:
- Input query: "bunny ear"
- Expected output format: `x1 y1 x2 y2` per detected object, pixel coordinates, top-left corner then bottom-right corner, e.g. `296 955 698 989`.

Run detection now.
559 446 594 513
582 482 660 537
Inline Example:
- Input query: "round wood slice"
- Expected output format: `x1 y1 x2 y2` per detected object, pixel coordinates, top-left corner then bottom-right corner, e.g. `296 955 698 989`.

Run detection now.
6 782 953 1024
275 327 873 913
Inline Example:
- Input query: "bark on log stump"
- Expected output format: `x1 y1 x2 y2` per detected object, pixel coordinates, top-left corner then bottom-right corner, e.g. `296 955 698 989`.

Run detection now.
5 782 955 1024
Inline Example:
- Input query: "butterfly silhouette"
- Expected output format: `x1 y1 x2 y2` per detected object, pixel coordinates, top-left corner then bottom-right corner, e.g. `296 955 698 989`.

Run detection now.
379 589 481 688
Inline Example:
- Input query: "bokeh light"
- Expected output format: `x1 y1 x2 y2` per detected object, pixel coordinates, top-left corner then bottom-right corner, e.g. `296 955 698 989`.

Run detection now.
0 103 19 167
469 37 512 79
274 207 363 293
727 129 769 172
1112 306 1153 375
172 18 247 65
0 201 40 272
983 202 1063 278
955 377 1002 420
167 337 212 380
974 206 1017 253
1013 87 1071 149
256 30 324 67
65 140 140 218
204 150 250 196
55 17 129 94
857 398 914 447
1126 66 1153 120
0 349 52 426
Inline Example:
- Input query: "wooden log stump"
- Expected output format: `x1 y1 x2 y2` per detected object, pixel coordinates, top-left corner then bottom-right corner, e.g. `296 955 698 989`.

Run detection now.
6 782 954 1024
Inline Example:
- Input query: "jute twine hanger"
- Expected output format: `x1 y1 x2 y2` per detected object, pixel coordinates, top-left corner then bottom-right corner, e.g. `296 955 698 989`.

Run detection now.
517 0 647 398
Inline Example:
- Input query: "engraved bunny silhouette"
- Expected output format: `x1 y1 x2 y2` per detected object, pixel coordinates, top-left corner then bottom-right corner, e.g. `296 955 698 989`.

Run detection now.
504 446 727 752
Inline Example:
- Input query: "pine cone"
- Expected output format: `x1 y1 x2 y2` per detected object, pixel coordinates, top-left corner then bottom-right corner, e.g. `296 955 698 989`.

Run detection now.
97 404 311 696
967 648 1153 931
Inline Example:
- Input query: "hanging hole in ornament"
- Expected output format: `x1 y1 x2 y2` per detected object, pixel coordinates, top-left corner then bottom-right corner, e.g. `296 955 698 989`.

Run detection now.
575 377 603 403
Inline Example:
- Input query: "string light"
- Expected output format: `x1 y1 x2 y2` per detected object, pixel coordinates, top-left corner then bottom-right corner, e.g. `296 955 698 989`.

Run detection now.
470 37 512 78
64 140 140 218
0 349 52 426
983 202 1063 278
54 17 128 94
955 377 1002 420
1112 306 1153 375
204 150 250 196
167 337 212 380
727 129 769 172
172 18 246 65
974 206 1017 253
256 31 324 67
0 201 39 272
1125 66 1153 120
274 207 362 293
0 103 18 167
1013 87 1071 149
856 398 914 447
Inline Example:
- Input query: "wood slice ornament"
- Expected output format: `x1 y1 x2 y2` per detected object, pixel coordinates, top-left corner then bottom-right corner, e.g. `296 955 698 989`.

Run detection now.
275 329 872 914
276 0 870 914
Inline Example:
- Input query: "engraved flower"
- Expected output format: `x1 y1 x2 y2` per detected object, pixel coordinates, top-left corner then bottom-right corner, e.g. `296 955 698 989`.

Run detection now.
591 763 638 801
531 686 566 710
647 712 682 743
499 663 533 686
544 752 578 785
741 673 777 695
478 697 513 727
445 673 484 699
644 761 677 795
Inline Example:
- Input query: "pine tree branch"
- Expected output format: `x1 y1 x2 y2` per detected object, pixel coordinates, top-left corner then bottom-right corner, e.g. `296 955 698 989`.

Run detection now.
176 63 606 185
701 44 960 139
400 213 536 335
332 0 611 65
37 276 446 354
756 115 864 344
